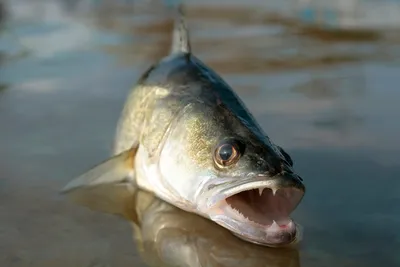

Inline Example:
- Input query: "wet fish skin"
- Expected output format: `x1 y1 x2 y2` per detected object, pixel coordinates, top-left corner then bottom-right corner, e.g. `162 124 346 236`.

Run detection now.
62 4 305 247
115 54 299 201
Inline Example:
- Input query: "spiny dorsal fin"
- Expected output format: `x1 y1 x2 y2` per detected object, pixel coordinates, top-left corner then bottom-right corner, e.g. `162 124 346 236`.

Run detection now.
170 4 191 55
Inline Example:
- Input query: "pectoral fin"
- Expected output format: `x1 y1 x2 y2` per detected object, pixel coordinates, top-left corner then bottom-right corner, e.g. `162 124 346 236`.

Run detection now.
65 183 141 226
61 146 138 194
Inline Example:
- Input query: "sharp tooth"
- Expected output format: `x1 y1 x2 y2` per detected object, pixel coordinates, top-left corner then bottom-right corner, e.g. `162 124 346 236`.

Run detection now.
272 188 278 196
269 220 280 231
258 188 264 196
287 221 294 229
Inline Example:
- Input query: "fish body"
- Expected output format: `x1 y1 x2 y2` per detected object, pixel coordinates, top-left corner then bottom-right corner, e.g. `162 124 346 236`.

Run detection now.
62 5 306 247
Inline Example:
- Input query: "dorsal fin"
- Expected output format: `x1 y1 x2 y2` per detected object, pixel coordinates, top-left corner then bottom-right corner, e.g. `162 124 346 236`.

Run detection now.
170 4 191 55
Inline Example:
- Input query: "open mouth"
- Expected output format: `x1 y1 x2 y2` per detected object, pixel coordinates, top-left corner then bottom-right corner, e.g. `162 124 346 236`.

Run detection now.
215 186 304 246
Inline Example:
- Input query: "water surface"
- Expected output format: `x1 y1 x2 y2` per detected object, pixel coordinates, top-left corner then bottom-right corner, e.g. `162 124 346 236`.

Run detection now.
0 0 399 266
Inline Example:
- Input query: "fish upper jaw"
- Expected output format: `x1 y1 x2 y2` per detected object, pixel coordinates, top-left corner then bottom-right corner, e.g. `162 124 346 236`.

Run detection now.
196 174 305 247
197 173 304 210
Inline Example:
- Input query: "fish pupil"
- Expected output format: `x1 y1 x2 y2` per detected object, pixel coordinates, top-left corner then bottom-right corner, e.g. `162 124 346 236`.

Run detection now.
219 145 233 161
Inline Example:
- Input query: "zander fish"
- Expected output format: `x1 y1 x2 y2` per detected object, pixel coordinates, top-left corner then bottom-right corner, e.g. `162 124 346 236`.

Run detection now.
62 5 306 247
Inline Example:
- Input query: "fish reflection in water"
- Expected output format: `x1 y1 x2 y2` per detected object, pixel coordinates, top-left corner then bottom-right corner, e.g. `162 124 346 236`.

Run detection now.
65 184 300 267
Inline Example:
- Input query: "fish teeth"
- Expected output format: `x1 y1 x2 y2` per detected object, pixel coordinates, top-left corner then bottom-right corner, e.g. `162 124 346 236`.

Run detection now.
269 220 280 231
287 221 294 229
258 187 264 196
272 188 278 196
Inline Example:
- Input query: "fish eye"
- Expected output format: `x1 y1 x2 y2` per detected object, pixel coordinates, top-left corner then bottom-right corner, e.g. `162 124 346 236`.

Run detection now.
214 141 241 168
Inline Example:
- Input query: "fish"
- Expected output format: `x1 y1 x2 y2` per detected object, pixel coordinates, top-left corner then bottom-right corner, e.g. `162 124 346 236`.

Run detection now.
61 4 306 247
66 183 301 267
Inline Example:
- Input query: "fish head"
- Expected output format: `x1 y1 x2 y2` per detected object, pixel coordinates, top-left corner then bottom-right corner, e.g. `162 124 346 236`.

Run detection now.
157 96 305 248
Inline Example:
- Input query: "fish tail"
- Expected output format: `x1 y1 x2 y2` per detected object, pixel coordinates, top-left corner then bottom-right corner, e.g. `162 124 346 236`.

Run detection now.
170 3 191 55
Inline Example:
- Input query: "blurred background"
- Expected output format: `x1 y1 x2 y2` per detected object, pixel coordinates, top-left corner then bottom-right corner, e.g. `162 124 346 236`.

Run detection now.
0 0 399 266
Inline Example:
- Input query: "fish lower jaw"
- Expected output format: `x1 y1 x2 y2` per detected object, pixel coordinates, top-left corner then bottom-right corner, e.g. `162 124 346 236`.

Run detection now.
210 201 299 247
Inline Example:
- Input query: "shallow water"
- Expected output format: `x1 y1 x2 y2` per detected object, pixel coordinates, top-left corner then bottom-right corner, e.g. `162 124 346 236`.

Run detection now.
0 0 399 266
